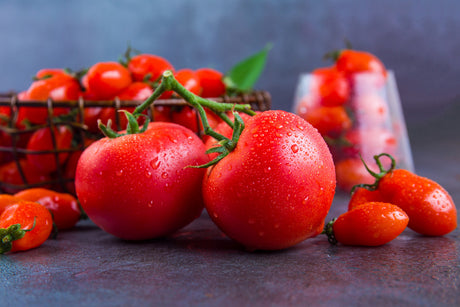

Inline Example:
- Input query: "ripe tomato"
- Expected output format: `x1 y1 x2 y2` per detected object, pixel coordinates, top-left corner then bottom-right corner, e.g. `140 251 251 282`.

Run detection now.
348 187 385 210
85 62 132 100
75 122 209 240
297 104 352 139
161 69 202 99
195 68 226 98
0 194 25 215
26 125 73 174
311 66 350 107
128 54 174 82
0 201 53 253
377 169 457 236
15 188 81 230
171 106 221 135
327 202 409 246
335 49 387 84
203 110 336 250
20 71 80 125
0 160 51 194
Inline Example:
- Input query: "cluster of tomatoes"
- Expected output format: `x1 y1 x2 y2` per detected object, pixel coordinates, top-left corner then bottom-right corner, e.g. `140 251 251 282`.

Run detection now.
0 53 228 195
295 49 401 192
326 154 457 246
0 188 81 253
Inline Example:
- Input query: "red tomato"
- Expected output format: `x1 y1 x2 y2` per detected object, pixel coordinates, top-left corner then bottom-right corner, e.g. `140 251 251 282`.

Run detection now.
153 105 173 123
75 122 209 240
298 105 352 138
85 62 132 100
195 68 226 98
161 69 202 99
0 201 53 253
26 125 73 174
203 110 336 250
328 202 409 246
20 71 80 124
171 106 220 135
15 188 81 230
0 194 25 215
0 160 51 194
377 169 457 236
128 54 174 82
312 66 350 107
335 49 387 84
348 187 385 210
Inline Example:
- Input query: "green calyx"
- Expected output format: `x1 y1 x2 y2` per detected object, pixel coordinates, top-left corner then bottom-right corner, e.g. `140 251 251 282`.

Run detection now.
350 153 396 194
0 217 37 254
98 70 255 168
322 219 337 245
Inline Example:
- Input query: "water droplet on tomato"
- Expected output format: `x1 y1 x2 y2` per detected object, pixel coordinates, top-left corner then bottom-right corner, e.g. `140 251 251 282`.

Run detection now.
145 171 152 178
161 172 168 179
291 144 299 153
258 231 265 237
264 166 271 173
150 157 161 170
116 169 123 176
248 218 256 225
274 223 280 229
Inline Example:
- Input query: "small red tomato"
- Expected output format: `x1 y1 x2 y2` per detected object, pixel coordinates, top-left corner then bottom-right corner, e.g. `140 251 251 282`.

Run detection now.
153 105 173 123
0 201 53 253
299 105 352 138
161 69 202 99
195 68 226 98
312 66 350 107
75 122 209 240
335 49 387 84
0 194 25 215
203 110 336 251
0 160 51 194
326 202 409 246
128 54 174 82
378 169 457 236
85 62 132 100
348 187 385 211
15 188 81 230
26 126 73 174
171 107 220 135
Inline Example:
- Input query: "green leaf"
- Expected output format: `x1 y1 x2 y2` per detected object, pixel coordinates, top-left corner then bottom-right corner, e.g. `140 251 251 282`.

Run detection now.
224 43 272 93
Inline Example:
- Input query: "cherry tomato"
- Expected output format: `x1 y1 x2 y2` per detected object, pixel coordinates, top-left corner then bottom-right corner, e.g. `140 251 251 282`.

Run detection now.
195 68 226 98
311 66 350 107
153 105 173 123
0 160 51 194
26 125 73 174
335 49 387 85
326 202 409 246
0 201 53 253
85 62 132 100
161 69 202 99
128 54 174 82
348 187 385 210
378 169 457 236
203 110 336 251
14 188 81 230
171 106 220 135
0 194 25 215
298 105 352 138
75 122 209 240
20 71 80 125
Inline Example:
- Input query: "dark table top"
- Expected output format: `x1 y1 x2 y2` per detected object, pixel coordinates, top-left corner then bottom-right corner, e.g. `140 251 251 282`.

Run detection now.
1 104 459 307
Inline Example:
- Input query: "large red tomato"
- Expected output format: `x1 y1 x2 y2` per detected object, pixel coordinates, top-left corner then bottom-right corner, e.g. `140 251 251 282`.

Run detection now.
203 110 336 250
75 122 209 240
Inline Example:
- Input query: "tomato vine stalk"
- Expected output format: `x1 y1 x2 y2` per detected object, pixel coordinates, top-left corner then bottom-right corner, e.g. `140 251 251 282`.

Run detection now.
98 70 256 167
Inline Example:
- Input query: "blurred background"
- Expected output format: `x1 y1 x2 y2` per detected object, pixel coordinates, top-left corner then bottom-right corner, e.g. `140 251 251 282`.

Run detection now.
1 0 459 130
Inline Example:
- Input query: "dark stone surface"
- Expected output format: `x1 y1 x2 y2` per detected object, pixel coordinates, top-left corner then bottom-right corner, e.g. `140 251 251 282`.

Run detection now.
1 104 459 306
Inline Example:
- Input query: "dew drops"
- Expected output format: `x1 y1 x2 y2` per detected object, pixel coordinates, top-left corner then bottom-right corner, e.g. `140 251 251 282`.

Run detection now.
213 212 219 219
291 144 299 153
150 157 161 170
264 166 272 173
161 172 168 179
145 171 152 178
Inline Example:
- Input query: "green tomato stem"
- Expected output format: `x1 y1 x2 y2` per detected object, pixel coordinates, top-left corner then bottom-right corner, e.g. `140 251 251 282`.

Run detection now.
0 217 37 254
350 153 396 194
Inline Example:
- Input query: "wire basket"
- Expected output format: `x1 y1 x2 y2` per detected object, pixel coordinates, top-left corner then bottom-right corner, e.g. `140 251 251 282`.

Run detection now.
0 91 271 194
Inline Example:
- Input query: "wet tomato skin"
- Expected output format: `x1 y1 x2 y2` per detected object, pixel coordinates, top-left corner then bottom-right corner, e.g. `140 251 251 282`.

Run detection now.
75 122 209 240
203 110 336 251
333 202 409 246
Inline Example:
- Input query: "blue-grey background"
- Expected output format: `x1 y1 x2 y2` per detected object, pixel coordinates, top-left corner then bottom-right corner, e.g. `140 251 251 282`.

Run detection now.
1 0 459 127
